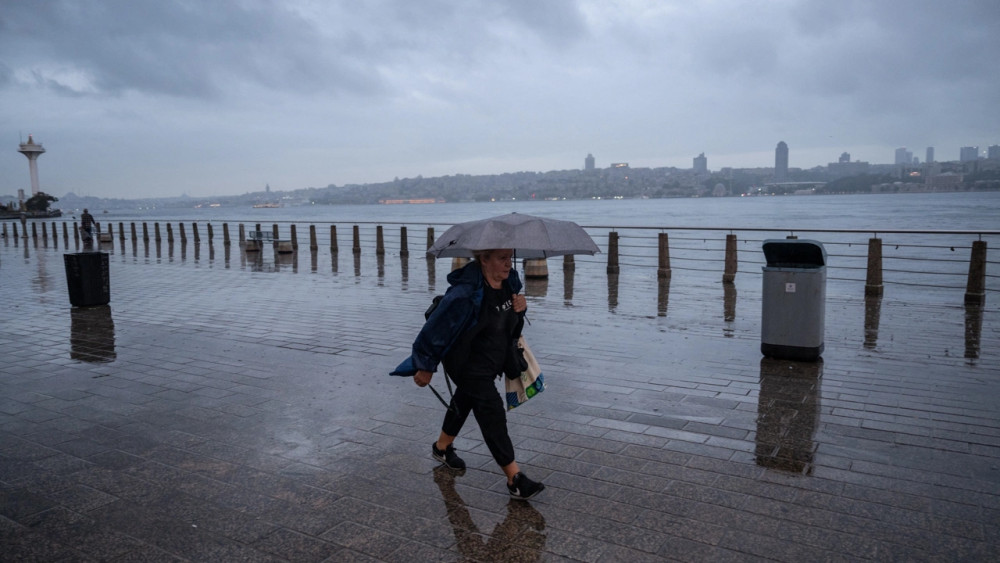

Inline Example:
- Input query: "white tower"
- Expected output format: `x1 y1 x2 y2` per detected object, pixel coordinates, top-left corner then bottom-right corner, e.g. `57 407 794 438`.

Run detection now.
18 135 46 196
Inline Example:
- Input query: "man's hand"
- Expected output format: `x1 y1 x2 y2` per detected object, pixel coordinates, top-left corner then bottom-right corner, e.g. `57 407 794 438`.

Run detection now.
414 370 432 387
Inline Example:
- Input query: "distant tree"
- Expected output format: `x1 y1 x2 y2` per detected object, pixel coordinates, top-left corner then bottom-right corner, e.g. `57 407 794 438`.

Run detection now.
25 192 58 212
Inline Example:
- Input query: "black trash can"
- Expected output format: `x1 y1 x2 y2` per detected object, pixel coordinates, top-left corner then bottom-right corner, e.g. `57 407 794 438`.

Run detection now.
64 252 110 307
761 240 826 361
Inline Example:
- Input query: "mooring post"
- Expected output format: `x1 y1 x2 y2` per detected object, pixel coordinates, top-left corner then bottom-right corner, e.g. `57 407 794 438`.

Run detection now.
376 225 385 256
237 223 245 244
142 222 150 243
207 223 214 243
353 225 361 254
223 223 230 246
130 222 138 243
166 223 174 244
1 223 7 239
155 222 162 242
400 226 409 257
865 237 884 297
965 240 988 306
309 225 318 251
51 222 57 242
330 225 338 252
607 231 620 274
723 233 737 283
13 223 20 239
271 223 279 241
31 222 38 240
564 254 575 271
179 223 187 244
192 223 200 244
290 224 298 249
107 222 114 240
426 227 435 251
658 232 672 279
62 222 68 241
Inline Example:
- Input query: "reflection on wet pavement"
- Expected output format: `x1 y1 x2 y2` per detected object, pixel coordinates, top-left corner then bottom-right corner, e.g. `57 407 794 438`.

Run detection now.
69 305 116 363
755 358 821 474
864 295 882 349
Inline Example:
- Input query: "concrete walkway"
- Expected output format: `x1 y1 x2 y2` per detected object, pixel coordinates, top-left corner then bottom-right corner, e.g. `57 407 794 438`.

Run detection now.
1 238 997 561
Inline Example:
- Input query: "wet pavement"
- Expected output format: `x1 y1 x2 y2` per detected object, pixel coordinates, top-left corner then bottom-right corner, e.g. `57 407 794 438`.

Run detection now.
1 237 998 562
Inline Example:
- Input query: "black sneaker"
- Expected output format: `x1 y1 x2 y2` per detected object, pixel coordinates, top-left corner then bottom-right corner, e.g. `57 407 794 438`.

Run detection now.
507 472 545 500
432 443 466 470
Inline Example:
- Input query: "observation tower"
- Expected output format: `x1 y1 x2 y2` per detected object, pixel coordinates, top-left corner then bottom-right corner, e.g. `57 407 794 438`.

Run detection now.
18 134 46 196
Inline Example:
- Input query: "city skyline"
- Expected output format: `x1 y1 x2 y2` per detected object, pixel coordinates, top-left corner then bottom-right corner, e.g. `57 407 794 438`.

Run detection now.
2 1 997 199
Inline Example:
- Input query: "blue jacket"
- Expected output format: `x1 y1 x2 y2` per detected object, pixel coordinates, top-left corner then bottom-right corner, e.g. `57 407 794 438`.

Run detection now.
391 261 523 377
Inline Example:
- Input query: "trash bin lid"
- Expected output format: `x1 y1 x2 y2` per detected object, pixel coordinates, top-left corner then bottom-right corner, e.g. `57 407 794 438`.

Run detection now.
762 239 826 267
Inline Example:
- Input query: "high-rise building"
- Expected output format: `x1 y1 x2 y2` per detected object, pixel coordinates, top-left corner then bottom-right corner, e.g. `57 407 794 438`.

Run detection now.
774 142 788 181
926 147 934 164
894 147 913 165
960 146 979 162
988 145 1000 160
585 153 595 171
693 152 707 174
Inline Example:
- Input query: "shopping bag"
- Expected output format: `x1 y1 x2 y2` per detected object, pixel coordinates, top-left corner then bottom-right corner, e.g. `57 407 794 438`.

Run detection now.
505 336 545 410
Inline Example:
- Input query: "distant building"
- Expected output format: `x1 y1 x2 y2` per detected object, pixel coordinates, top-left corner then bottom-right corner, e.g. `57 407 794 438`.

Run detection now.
988 145 1000 160
839 152 850 163
894 147 913 165
693 153 707 174
610 162 629 168
585 153 595 171
775 142 788 181
926 147 934 164
827 156 870 179
960 146 979 162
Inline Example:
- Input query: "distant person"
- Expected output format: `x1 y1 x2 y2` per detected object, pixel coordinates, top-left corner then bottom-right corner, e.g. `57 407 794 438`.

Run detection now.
80 208 95 244
392 248 545 500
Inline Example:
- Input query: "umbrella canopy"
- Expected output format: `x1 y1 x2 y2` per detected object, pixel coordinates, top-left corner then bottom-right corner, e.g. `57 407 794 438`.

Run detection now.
427 212 600 259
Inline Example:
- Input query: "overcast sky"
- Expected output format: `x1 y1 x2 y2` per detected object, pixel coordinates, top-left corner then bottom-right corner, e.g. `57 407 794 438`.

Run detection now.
2 0 998 199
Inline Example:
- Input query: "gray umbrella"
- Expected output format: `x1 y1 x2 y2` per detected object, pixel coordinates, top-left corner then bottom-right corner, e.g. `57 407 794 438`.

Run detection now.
427 212 600 259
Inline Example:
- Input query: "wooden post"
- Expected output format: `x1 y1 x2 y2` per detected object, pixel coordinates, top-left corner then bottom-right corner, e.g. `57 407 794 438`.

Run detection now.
63 222 69 241
309 225 318 251
564 254 575 271
290 224 298 249
179 223 187 243
376 225 385 256
13 223 20 239
118 222 125 241
400 226 409 257
238 223 245 244
607 231 620 274
41 222 48 244
207 223 214 243
865 238 883 297
965 240 987 305
272 223 279 241
31 222 38 240
353 225 361 254
658 232 672 279
1 223 6 239
142 222 150 243
51 222 58 241
192 223 200 243
223 223 231 246
426 227 435 251
107 222 114 240
452 257 469 271
330 225 338 252
167 223 174 244
131 222 138 243
723 234 737 283
155 222 162 242
524 258 549 279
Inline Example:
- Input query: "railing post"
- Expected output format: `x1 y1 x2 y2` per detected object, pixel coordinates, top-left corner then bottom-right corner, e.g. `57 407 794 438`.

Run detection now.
376 225 385 256
965 240 987 305
330 225 338 252
865 238 883 297
658 232 672 279
309 225 318 251
400 226 409 257
723 234 737 283
607 231 620 274
353 225 361 255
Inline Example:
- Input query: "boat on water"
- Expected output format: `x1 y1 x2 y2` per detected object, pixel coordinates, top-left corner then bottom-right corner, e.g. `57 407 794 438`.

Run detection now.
0 209 63 220
252 203 281 208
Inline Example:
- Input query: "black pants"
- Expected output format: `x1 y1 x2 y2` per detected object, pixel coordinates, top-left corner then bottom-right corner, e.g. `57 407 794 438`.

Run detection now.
441 372 515 468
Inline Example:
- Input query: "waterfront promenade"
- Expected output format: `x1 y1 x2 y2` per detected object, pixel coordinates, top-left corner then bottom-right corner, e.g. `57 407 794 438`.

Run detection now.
1 235 998 561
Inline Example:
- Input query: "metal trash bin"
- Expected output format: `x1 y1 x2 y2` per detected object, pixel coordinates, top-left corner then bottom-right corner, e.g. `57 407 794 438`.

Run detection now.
64 252 110 307
761 239 826 361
